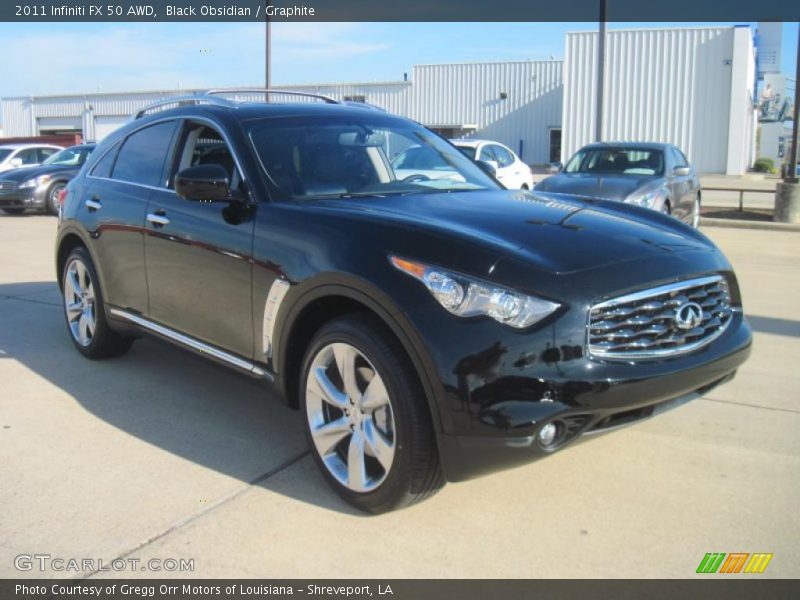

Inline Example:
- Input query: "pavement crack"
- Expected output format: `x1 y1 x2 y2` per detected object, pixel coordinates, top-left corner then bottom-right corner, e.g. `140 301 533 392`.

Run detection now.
78 449 311 581
701 396 800 415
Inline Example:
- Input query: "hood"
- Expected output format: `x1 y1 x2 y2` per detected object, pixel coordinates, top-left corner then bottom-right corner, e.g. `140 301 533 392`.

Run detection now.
0 163 77 183
314 190 713 275
535 172 657 201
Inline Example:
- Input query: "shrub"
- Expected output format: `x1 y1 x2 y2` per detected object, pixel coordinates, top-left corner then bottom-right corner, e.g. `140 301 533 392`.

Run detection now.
753 157 775 173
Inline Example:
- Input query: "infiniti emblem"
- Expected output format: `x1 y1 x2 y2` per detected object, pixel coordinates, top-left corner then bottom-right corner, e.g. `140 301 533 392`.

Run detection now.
674 302 703 330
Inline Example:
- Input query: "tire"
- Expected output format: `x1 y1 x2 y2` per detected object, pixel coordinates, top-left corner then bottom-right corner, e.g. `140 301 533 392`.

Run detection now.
300 313 444 513
692 194 701 228
46 181 67 216
2 208 25 215
521 184 529 190
61 246 134 359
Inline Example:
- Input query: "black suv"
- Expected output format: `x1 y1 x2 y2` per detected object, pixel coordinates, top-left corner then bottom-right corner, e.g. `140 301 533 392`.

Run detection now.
56 91 751 513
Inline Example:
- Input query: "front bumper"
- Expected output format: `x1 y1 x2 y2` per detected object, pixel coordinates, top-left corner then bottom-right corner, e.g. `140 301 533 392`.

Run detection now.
0 186 47 209
436 313 752 482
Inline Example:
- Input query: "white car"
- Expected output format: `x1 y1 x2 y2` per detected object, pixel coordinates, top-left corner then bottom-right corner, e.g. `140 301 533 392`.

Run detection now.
0 144 62 174
451 139 534 190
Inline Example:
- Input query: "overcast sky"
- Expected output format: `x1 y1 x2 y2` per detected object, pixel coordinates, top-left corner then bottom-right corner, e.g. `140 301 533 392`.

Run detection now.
0 21 796 99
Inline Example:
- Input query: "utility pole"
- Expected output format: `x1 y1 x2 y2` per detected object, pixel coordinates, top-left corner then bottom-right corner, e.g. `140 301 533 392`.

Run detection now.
595 0 607 142
774 22 800 222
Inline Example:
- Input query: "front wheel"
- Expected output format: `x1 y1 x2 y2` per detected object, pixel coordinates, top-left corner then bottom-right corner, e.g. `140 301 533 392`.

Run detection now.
46 182 66 216
300 314 443 513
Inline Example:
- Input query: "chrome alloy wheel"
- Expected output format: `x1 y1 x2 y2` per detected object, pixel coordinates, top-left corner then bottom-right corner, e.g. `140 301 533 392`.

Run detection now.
305 342 396 493
64 258 96 347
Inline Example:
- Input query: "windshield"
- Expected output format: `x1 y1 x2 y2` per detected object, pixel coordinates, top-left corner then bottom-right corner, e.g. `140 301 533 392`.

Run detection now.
248 115 499 199
454 145 477 160
43 146 94 166
0 149 13 162
564 147 664 176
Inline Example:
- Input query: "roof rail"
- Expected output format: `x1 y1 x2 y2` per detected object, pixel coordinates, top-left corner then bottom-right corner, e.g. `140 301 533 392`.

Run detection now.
133 94 237 119
206 88 340 104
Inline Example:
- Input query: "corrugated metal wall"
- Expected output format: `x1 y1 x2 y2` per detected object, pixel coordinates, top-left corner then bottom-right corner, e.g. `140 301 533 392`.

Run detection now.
410 61 563 163
1 62 561 163
563 27 737 173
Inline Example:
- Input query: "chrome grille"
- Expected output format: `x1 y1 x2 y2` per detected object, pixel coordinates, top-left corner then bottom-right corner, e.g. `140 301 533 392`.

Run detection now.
588 275 734 359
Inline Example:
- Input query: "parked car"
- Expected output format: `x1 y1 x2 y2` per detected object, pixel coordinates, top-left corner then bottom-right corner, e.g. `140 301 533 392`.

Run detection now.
56 92 751 513
0 144 95 215
0 143 62 174
536 142 702 227
451 139 534 190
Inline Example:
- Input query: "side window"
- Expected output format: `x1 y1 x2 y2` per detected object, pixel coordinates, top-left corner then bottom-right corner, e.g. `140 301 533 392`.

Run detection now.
673 147 689 168
171 121 242 191
90 143 120 179
112 121 178 187
38 148 58 162
492 145 515 168
17 148 39 165
478 145 497 163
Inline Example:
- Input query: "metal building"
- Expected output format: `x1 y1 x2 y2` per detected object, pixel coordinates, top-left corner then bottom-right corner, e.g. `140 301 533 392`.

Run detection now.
0 24 759 173
562 25 757 174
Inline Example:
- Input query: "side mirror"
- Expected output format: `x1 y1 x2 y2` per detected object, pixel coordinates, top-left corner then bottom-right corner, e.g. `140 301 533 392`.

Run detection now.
673 166 691 177
175 164 233 202
476 160 497 177
549 161 563 173
9 158 23 168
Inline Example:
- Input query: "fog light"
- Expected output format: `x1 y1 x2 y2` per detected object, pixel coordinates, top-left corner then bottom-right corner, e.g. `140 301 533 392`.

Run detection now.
538 422 558 447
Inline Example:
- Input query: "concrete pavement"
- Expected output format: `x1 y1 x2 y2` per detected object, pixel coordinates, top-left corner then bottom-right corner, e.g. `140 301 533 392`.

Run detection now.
0 214 797 579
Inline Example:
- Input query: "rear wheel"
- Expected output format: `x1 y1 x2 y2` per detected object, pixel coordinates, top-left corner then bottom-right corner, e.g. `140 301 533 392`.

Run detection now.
2 208 25 215
300 314 443 513
46 182 66 216
62 247 134 359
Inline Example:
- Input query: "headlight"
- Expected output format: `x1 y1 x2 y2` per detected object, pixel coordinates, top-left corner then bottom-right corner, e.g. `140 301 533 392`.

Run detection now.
19 175 52 189
625 190 660 208
390 256 560 329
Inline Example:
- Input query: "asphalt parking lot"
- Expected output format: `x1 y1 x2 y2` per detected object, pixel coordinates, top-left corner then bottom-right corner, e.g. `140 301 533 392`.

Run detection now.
1 213 798 579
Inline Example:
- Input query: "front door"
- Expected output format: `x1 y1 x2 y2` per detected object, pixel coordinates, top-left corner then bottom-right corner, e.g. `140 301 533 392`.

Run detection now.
143 119 255 359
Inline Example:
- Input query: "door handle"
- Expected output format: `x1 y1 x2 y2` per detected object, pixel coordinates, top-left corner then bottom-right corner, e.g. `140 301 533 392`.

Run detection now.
146 212 170 227
85 198 102 212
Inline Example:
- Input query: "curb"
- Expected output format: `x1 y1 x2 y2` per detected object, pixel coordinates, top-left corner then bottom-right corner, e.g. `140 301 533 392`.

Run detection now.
700 217 800 232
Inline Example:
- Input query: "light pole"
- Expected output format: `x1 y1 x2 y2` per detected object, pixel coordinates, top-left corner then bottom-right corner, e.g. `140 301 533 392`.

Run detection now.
265 16 272 101
595 0 607 142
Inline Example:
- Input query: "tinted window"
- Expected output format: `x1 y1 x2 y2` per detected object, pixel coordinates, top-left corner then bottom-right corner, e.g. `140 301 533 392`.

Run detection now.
454 145 476 160
0 149 12 162
112 121 177 187
90 143 120 179
492 145 515 167
171 122 242 191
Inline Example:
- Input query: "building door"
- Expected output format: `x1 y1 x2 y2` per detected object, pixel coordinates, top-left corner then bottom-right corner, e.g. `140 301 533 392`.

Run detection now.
549 128 562 163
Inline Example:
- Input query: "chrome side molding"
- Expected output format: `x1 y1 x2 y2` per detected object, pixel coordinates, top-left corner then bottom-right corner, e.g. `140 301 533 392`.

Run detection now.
109 308 273 381
262 278 291 359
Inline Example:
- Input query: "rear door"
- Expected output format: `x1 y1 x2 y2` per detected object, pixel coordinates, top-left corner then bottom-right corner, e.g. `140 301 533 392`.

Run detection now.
143 119 255 359
491 144 523 189
81 120 180 314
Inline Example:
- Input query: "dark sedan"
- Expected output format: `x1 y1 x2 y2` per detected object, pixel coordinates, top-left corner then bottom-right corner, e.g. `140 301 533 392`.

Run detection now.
536 142 702 227
0 144 95 215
